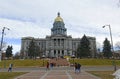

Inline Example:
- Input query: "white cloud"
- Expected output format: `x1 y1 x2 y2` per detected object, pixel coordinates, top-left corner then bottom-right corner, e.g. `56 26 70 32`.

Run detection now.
0 18 50 38
0 0 120 54
12 44 21 54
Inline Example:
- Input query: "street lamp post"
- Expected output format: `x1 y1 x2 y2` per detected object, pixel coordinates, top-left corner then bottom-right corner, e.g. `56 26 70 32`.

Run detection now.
0 27 10 61
103 24 116 71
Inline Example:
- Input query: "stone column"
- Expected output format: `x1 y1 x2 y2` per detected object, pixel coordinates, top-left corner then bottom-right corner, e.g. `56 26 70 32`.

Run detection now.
64 39 67 49
64 50 67 56
56 50 58 58
60 39 61 46
63 39 64 49
60 50 62 56
51 50 54 57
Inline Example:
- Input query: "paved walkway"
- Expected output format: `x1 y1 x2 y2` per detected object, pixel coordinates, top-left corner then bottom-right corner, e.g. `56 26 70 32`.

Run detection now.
14 70 101 79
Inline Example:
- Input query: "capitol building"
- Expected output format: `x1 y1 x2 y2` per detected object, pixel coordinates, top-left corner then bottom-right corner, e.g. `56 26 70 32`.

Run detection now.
21 13 96 58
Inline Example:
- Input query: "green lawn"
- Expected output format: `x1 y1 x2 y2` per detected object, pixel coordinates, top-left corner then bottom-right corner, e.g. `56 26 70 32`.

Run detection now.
87 71 114 79
0 59 48 68
0 59 118 79
69 58 120 66
0 59 120 68
0 72 27 79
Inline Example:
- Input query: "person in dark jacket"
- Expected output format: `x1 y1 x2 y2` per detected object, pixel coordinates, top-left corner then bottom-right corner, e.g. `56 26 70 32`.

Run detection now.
8 63 13 72
74 63 78 73
77 63 81 73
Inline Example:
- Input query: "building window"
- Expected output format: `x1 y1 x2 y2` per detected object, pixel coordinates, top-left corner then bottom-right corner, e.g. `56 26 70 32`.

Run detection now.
54 50 56 57
61 39 64 46
58 50 60 57
26 42 29 45
54 39 56 46
62 50 64 55
58 39 60 46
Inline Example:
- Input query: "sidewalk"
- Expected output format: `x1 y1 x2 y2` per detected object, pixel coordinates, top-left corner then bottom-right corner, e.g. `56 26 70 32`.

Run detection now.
14 70 101 79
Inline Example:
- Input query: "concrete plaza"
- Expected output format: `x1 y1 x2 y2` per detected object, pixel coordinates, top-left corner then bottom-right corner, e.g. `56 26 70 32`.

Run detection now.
1 66 117 79
14 67 101 79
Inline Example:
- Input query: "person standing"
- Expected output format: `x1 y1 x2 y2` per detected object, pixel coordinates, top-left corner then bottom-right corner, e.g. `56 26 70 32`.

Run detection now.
74 63 78 73
50 62 54 70
8 63 13 72
77 63 81 73
46 62 49 70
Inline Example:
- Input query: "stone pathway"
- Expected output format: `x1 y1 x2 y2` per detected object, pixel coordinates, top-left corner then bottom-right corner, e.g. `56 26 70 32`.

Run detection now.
14 70 101 79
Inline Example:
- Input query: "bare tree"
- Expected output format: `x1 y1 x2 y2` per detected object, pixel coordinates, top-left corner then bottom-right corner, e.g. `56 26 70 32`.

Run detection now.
14 52 20 59
96 42 101 52
115 41 120 49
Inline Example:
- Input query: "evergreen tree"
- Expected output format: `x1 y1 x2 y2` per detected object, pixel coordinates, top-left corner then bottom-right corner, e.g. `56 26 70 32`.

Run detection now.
77 35 91 58
6 45 13 58
28 39 36 58
103 38 112 58
28 39 40 59
77 44 80 58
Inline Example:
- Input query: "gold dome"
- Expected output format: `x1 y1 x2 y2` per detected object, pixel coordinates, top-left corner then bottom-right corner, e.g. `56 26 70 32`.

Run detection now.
54 12 63 22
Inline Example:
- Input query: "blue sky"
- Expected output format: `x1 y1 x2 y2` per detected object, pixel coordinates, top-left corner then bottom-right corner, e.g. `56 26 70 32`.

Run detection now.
0 0 120 54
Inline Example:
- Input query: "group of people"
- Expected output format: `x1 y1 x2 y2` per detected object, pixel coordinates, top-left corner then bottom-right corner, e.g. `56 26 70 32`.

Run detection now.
74 63 81 73
46 62 55 70
7 62 81 73
46 61 82 73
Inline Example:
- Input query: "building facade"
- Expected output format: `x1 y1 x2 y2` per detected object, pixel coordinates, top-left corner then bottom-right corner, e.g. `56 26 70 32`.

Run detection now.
21 13 96 58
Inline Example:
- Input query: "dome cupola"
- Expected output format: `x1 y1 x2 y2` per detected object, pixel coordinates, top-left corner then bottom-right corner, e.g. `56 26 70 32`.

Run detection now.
54 12 63 22
51 12 67 36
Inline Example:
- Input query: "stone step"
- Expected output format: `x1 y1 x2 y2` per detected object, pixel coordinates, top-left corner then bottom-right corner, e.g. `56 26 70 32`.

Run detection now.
49 58 69 66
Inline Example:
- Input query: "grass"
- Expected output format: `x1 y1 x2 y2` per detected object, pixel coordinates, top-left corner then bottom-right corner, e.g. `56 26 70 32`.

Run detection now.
0 58 120 68
87 71 114 79
69 58 120 66
0 72 27 79
0 59 117 79
0 59 48 68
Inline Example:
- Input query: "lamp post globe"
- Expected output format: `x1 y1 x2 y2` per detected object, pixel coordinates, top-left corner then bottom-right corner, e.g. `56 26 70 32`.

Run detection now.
0 27 10 61
102 24 116 71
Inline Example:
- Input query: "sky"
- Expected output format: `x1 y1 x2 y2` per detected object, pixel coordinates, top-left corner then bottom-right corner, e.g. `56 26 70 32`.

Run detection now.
0 0 120 54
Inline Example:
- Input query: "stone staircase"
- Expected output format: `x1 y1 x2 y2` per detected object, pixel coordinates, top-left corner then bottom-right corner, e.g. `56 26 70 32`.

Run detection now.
49 58 69 67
